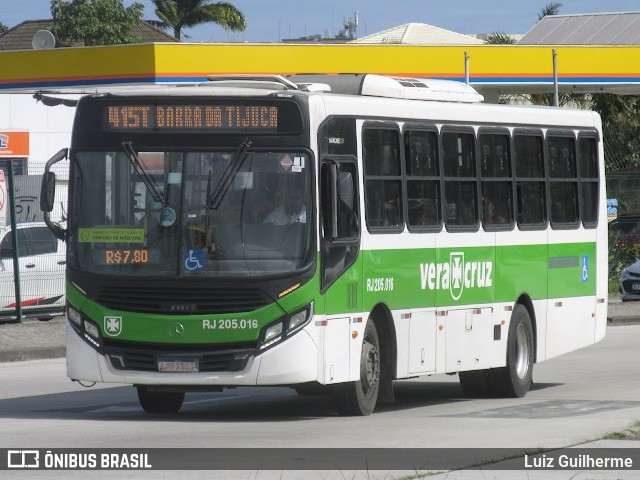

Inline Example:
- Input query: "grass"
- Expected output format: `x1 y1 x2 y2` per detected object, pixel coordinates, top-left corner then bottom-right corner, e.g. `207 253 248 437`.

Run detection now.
603 420 640 440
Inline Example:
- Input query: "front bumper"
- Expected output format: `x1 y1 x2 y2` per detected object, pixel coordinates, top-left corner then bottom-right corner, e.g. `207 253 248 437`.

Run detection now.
66 322 319 386
620 279 640 301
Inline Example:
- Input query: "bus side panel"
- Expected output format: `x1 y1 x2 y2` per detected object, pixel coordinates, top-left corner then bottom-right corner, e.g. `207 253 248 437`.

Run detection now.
545 233 597 360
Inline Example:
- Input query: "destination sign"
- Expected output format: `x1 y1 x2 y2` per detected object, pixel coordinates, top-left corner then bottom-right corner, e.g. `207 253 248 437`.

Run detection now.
103 103 283 133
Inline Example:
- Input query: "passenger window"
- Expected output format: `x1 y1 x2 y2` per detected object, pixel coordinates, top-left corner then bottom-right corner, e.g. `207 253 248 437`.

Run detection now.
515 135 544 178
548 135 579 227
548 136 577 178
405 130 440 229
480 132 513 229
363 128 403 230
480 133 510 177
514 134 547 228
442 130 477 229
579 136 599 228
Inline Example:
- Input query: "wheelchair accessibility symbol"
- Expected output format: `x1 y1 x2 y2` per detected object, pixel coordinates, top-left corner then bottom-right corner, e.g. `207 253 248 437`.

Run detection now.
581 255 589 283
184 249 205 271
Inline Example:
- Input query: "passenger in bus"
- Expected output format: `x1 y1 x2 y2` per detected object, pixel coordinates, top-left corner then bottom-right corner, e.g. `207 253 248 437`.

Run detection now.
484 197 509 225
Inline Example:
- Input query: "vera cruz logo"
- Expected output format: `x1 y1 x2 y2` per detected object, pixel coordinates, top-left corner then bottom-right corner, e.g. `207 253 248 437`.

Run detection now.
420 252 493 300
449 252 464 300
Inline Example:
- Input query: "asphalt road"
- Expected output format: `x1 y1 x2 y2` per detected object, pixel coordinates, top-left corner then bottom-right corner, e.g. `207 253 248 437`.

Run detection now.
1 325 640 478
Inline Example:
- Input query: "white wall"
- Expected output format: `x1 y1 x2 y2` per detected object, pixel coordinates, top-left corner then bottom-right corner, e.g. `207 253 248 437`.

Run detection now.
0 93 77 179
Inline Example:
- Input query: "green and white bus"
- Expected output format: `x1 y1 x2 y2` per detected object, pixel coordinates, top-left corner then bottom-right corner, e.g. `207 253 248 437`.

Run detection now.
41 74 607 416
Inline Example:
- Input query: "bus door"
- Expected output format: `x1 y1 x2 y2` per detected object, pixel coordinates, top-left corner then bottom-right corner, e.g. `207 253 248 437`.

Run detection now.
319 157 361 383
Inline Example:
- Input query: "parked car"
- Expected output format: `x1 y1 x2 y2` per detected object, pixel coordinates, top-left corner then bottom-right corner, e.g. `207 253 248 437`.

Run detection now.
0 222 65 319
620 260 640 301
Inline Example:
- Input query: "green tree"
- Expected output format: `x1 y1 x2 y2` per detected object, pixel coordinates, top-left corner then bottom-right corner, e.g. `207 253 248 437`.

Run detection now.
151 0 245 41
50 0 144 46
592 94 640 170
0 22 9 35
484 32 516 44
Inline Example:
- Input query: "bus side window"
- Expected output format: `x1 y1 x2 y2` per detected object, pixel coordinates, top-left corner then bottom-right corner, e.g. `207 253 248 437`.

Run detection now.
548 135 579 228
405 129 441 230
515 133 547 228
578 135 599 228
479 131 513 230
363 128 403 231
442 129 477 229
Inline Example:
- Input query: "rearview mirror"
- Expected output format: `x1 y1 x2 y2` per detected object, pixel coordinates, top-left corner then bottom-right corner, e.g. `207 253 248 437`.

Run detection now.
40 171 56 213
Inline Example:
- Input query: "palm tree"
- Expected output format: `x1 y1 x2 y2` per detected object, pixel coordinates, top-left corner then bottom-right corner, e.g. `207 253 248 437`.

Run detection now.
484 32 516 45
151 0 245 41
538 2 563 21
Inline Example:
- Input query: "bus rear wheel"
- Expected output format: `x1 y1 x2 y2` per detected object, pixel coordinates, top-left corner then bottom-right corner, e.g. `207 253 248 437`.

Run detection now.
137 387 185 414
334 320 380 416
493 304 534 398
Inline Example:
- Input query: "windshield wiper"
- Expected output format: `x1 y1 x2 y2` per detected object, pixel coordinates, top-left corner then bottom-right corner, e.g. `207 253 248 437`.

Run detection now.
121 142 165 206
206 139 252 210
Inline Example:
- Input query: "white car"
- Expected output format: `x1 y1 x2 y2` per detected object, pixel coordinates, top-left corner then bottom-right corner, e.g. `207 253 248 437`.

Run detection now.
0 222 65 319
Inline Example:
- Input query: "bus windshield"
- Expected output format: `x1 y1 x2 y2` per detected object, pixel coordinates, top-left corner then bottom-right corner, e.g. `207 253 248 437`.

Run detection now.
71 149 313 277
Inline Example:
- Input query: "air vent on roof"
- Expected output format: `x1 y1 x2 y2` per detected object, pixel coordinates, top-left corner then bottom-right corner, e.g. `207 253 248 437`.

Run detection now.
287 74 483 103
361 75 483 103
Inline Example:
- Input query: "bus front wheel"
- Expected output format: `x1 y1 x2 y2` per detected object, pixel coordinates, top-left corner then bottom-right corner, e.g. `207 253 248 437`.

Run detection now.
334 320 380 416
137 387 185 414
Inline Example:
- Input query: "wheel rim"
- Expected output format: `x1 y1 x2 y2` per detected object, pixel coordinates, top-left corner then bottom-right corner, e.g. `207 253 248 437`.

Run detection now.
360 337 379 394
514 322 531 379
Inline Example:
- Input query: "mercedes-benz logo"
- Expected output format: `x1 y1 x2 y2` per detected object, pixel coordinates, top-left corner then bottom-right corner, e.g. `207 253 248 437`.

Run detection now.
169 323 185 337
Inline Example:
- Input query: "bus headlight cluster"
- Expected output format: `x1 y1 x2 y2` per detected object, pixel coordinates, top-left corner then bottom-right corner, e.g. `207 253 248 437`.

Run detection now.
67 305 103 351
257 303 313 351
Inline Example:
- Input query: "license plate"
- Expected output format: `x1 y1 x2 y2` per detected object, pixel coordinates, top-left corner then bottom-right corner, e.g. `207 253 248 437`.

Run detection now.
157 358 199 372
632 282 640 291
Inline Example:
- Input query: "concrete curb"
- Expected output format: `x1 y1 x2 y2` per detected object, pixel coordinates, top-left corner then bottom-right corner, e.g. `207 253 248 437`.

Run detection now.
608 317 640 326
0 346 66 363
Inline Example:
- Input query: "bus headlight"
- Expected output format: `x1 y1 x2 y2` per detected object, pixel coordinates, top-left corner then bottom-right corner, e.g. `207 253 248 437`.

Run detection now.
257 303 313 351
67 304 103 351
288 303 313 332
68 307 82 328
83 320 100 341
261 322 283 349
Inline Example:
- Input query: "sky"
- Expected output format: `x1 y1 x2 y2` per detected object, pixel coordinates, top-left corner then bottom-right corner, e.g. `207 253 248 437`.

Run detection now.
3 0 640 43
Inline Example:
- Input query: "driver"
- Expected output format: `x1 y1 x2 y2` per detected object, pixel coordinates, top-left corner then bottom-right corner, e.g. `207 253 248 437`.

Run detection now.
264 175 306 225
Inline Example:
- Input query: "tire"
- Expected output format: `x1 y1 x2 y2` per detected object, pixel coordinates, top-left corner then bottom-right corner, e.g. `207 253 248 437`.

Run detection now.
334 320 380 416
493 304 534 398
137 387 185 414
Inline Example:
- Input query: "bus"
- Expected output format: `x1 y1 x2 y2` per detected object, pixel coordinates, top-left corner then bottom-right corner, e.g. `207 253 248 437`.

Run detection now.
40 74 607 416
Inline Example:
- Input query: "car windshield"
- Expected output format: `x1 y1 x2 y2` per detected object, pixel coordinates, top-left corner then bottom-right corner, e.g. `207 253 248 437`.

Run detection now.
70 150 313 277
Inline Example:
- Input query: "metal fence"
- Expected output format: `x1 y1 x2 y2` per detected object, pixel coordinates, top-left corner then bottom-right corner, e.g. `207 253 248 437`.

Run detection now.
0 163 67 323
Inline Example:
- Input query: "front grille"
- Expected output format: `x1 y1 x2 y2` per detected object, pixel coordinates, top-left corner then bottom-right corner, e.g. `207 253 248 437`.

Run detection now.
104 341 254 373
97 286 272 314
